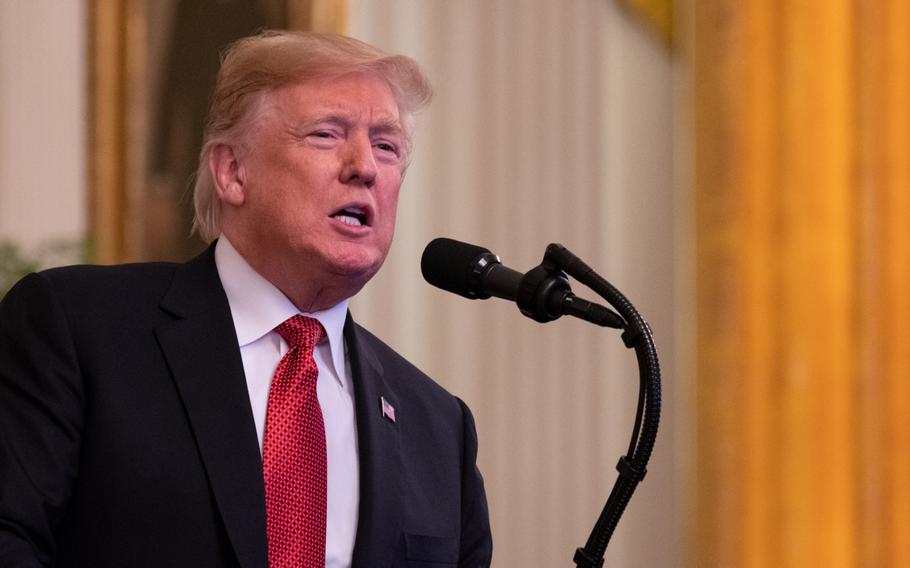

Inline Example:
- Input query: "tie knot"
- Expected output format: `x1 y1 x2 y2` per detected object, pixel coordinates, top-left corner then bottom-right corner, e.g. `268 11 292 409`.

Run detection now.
274 315 325 352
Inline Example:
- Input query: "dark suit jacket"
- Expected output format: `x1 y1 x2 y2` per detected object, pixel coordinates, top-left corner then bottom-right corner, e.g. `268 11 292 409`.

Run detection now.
0 245 492 567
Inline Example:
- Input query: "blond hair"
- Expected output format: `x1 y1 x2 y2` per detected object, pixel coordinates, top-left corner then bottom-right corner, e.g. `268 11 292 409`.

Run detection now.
192 30 433 242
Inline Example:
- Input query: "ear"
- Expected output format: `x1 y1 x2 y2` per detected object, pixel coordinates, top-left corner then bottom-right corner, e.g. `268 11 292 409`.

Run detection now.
209 143 246 207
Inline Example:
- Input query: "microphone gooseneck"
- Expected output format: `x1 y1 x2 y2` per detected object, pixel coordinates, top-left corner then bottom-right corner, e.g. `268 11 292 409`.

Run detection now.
420 237 661 567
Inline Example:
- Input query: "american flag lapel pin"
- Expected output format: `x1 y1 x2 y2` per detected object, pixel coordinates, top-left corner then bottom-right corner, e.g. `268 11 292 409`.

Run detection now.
380 396 396 423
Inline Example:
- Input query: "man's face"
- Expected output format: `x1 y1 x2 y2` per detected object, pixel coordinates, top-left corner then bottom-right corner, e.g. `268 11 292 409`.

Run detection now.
230 72 405 295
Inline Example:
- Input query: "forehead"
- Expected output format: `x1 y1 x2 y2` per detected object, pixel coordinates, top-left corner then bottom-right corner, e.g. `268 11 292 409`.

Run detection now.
265 72 401 125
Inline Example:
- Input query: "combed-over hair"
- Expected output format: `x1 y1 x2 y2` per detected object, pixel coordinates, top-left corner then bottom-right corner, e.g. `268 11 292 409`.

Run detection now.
191 30 433 242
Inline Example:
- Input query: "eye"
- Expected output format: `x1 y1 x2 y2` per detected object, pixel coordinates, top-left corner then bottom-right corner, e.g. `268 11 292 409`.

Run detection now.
304 129 342 147
375 142 398 153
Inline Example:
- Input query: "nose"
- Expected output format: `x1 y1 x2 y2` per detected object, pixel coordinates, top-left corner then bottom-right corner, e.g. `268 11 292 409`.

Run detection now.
340 135 378 188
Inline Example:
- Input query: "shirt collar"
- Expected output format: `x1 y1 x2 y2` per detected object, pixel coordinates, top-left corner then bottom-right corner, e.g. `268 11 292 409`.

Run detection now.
214 235 349 385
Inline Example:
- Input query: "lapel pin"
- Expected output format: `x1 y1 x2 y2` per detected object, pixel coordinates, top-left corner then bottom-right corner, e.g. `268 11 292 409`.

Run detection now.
380 396 396 423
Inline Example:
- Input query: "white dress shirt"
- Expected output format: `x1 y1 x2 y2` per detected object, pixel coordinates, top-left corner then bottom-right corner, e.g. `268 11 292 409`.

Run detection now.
214 236 359 568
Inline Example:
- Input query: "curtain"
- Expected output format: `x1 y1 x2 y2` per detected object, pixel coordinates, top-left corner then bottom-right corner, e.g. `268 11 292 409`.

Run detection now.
694 1 910 565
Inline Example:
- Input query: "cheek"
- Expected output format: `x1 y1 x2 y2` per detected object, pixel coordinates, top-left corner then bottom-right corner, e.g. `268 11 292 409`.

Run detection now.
382 177 402 209
380 190 401 231
253 167 321 218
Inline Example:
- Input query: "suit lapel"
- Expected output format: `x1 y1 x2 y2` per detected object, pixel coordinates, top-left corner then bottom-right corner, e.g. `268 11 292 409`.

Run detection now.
346 316 405 567
155 245 268 568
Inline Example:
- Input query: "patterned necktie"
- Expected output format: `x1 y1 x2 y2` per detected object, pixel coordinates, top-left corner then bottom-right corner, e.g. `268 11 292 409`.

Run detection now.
263 315 327 568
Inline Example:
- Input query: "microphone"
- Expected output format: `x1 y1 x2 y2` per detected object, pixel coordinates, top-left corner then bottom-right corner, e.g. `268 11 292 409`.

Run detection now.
420 237 624 328
420 237 523 301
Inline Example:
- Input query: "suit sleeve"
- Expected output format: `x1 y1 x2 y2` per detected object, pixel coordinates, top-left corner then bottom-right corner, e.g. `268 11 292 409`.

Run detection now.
456 398 493 567
0 273 84 567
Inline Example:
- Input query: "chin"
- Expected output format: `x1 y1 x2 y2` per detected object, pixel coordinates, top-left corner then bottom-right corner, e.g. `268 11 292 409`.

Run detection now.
326 250 385 281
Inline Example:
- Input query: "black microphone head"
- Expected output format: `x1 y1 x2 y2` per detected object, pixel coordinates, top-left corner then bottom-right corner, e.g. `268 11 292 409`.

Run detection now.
421 237 497 299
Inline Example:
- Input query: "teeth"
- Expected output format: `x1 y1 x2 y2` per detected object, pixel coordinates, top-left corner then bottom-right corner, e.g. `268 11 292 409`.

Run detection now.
333 206 366 226
335 214 362 226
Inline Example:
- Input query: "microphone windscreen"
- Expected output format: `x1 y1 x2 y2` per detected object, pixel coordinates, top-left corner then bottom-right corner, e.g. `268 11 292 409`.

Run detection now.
421 237 492 298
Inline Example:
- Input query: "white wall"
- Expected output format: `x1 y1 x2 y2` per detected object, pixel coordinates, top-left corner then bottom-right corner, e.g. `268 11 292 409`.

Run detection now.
0 1 87 248
348 1 680 566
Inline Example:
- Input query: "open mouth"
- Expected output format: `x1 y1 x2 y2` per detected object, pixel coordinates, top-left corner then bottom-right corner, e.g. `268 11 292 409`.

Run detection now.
331 206 369 227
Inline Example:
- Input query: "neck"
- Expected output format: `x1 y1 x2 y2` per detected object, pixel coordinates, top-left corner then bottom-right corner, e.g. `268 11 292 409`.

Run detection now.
278 279 358 314
222 232 364 313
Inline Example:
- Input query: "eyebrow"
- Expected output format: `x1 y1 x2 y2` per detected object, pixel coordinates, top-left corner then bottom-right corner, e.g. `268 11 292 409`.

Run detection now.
370 118 405 139
300 113 404 138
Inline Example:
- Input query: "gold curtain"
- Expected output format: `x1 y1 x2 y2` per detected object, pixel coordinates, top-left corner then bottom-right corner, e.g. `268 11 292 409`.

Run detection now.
695 1 910 566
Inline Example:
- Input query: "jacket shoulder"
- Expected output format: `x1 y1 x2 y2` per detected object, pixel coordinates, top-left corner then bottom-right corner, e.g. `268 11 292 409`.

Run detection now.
350 322 455 399
1 262 182 329
40 261 179 290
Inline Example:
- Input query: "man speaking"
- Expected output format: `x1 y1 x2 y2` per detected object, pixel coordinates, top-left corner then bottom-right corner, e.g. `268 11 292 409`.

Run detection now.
0 31 492 567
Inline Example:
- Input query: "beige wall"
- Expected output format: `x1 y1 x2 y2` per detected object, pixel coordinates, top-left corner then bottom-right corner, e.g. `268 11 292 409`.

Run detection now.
0 1 87 248
348 1 681 566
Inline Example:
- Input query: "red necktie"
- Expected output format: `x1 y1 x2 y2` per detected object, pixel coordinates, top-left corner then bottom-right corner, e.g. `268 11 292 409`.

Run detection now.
263 315 327 568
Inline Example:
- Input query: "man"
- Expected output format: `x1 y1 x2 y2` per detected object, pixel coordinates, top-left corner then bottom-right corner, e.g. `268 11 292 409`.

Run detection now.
0 31 492 567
